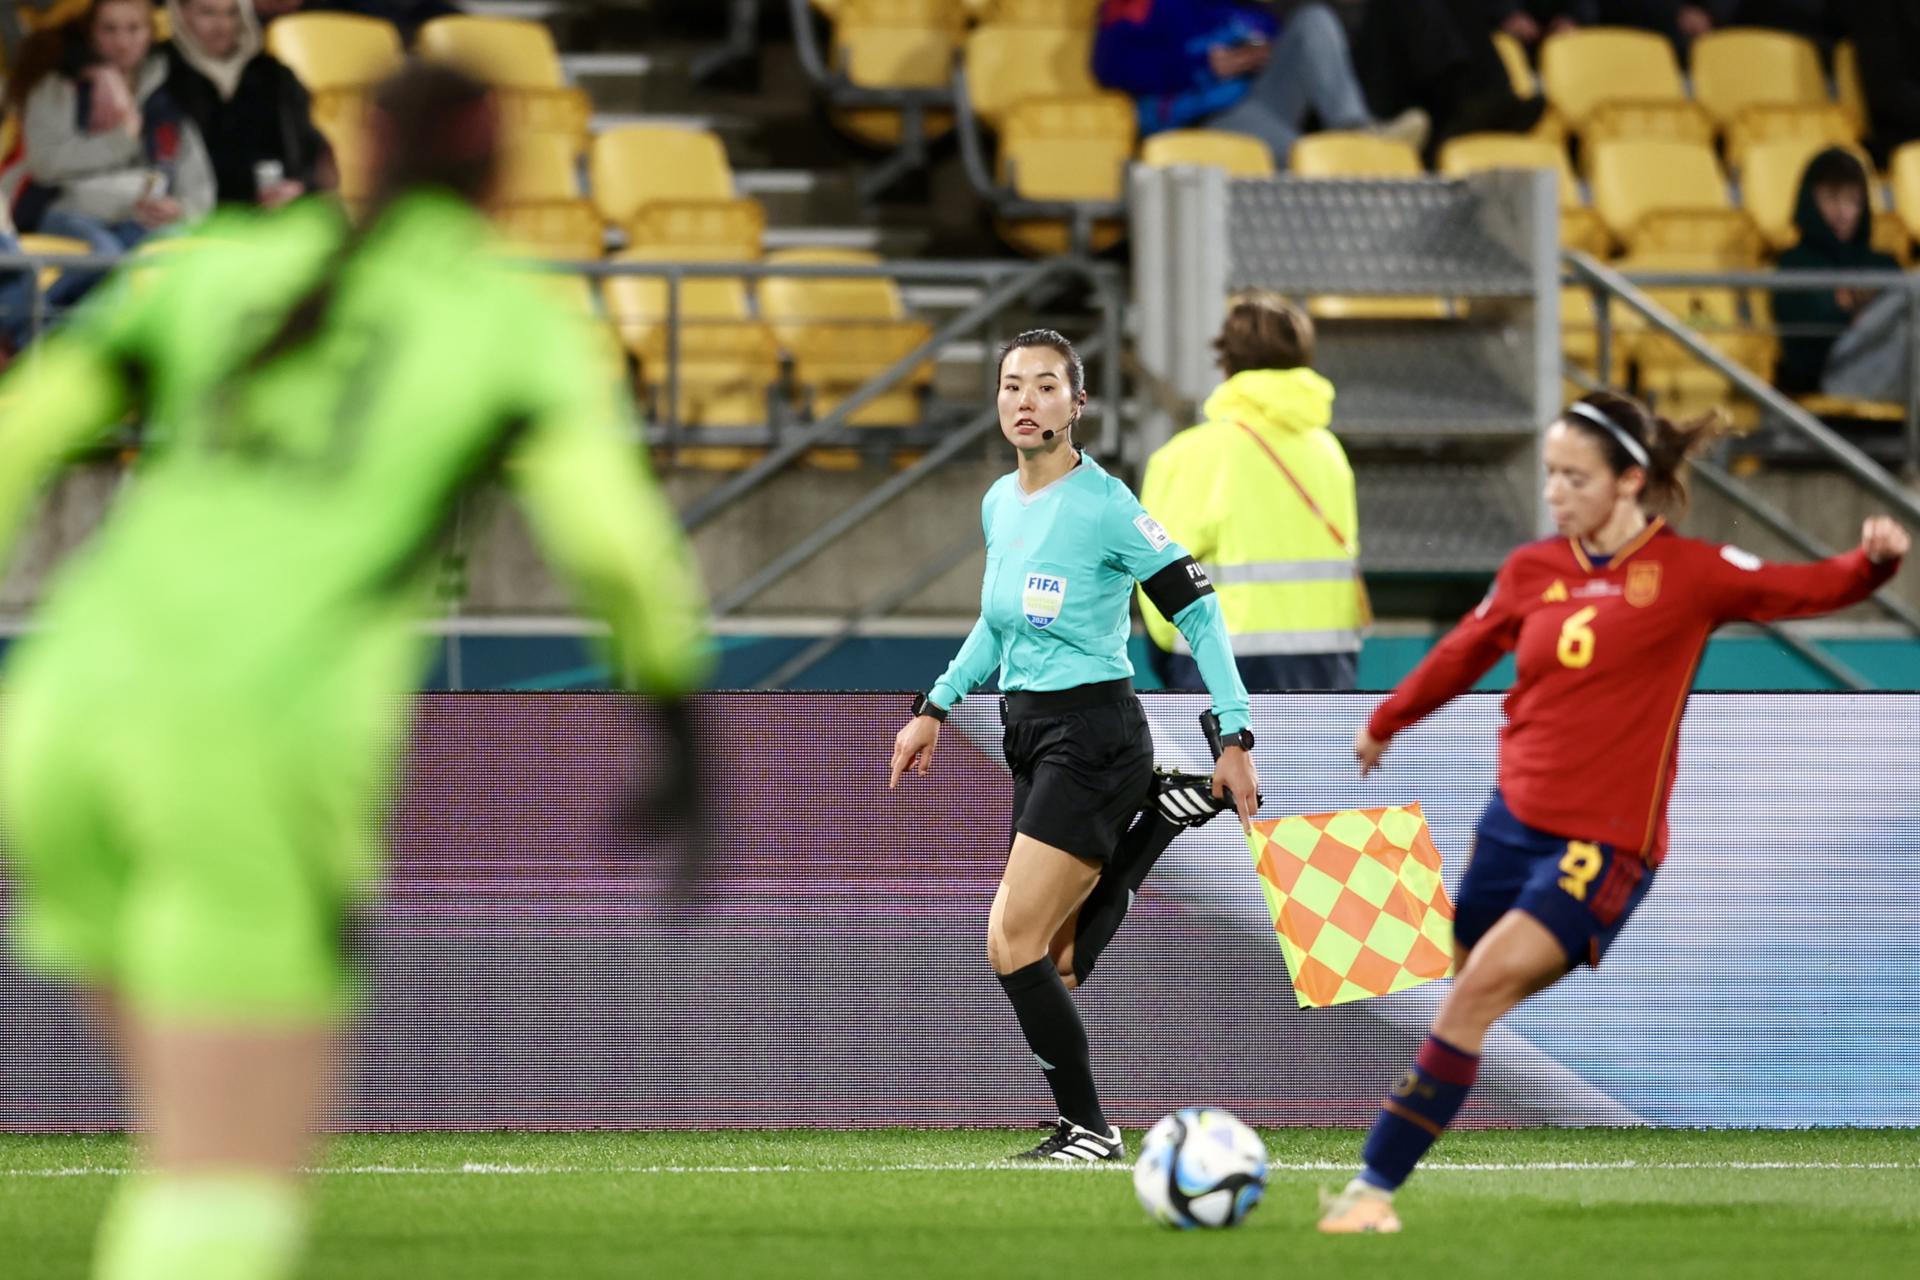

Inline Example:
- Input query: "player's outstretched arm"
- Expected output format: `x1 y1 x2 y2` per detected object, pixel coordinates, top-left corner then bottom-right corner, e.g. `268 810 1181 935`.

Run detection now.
1707 517 1908 625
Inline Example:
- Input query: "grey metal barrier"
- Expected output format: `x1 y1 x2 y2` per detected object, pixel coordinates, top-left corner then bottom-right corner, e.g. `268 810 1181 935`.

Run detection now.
1563 261 1920 478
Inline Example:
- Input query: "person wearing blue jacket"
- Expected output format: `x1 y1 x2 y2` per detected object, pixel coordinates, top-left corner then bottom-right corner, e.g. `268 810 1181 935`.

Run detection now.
1092 0 1425 165
889 330 1260 1164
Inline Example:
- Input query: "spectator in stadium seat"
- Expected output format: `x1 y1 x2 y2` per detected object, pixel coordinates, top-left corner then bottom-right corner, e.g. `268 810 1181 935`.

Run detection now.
1771 146 1910 403
1092 0 1428 168
3 0 216 254
1138 293 1365 692
1353 0 1548 156
253 0 464 41
1839 0 1920 163
163 0 330 207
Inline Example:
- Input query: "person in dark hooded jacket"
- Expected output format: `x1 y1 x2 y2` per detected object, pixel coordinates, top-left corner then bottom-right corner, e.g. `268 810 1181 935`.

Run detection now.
1771 147 1910 403
162 0 328 206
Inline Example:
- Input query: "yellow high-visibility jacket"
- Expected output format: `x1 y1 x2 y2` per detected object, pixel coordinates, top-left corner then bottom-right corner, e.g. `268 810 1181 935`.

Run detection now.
1138 367 1364 656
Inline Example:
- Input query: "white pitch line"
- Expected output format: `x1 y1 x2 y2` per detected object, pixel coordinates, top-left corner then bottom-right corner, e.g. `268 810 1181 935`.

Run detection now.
3 1160 1916 1179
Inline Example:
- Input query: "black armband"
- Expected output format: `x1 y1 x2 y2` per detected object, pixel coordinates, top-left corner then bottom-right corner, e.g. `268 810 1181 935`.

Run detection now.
1141 556 1215 618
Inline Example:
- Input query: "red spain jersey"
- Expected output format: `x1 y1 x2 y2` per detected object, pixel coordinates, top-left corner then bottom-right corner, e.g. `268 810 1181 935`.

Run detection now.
1367 518 1900 866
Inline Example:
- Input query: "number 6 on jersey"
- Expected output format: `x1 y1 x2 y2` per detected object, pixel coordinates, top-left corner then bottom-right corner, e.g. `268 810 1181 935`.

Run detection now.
1556 606 1598 669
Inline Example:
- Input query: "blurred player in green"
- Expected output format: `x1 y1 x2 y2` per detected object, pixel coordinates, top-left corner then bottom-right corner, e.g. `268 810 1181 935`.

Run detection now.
0 63 713 1279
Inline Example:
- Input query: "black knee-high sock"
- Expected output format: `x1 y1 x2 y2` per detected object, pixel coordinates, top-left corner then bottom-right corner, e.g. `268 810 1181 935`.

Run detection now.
997 957 1107 1131
1072 811 1183 983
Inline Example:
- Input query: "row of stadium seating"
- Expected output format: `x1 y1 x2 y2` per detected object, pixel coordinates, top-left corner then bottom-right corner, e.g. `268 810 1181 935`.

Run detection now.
802 10 1894 253
249 13 933 437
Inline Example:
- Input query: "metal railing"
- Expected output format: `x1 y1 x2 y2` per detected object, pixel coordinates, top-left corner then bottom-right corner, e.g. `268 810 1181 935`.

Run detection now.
1561 253 1920 684
0 243 1128 671
1563 257 1920 479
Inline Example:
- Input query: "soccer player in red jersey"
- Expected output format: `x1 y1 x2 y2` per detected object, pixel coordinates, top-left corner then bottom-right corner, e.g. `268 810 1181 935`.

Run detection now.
1317 390 1909 1233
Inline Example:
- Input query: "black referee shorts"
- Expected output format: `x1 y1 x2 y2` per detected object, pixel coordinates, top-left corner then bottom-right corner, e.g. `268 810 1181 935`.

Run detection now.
1002 678 1155 867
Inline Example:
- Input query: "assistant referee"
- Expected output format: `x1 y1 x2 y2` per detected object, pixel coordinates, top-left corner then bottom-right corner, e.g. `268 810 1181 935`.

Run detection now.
888 330 1259 1163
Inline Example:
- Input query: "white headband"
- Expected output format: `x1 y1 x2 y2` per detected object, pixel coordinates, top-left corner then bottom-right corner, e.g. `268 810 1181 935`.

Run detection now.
1565 402 1651 470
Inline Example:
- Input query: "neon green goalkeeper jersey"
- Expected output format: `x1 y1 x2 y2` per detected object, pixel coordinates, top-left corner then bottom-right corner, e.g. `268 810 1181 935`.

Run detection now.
0 194 713 703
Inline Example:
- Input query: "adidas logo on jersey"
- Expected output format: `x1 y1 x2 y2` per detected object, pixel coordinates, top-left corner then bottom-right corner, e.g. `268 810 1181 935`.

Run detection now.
1543 580 1569 602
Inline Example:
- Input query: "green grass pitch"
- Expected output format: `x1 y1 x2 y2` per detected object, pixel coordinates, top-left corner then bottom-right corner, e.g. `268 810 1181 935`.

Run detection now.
3 1129 1914 1279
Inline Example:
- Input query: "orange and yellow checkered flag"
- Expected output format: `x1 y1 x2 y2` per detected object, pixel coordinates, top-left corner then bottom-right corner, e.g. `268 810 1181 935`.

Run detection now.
1247 803 1457 1009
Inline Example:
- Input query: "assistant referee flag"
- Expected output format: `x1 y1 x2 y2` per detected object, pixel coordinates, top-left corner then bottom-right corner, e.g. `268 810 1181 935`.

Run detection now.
1247 804 1456 1009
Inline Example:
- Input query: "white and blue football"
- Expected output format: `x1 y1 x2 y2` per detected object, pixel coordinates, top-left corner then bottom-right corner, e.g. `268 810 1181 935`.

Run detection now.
1132 1106 1270 1229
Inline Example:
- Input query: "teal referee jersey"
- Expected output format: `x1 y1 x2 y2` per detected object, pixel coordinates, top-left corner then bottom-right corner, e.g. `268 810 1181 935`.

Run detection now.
929 454 1250 734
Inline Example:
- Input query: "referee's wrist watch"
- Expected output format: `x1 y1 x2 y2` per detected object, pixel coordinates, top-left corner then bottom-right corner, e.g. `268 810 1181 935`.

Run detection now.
910 693 948 722
1219 727 1255 752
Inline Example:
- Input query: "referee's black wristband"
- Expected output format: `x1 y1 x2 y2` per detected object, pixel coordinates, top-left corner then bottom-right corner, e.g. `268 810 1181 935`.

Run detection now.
911 693 948 722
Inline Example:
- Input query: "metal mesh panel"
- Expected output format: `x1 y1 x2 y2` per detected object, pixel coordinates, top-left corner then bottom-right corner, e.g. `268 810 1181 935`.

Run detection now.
1354 459 1534 571
1227 179 1532 296
1318 323 1535 437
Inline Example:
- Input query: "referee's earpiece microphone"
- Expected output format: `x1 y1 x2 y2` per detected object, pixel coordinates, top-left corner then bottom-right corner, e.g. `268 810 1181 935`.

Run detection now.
1041 429 1055 440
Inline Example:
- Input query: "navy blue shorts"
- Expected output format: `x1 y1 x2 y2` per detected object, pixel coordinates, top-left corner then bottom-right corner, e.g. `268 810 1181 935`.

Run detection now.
1453 792 1655 969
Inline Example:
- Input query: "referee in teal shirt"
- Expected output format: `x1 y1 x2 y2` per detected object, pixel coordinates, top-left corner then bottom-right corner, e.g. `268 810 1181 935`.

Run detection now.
889 330 1260 1163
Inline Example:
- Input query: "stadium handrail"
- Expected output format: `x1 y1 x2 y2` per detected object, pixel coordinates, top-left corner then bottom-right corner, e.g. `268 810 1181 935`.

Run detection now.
1564 251 1920 522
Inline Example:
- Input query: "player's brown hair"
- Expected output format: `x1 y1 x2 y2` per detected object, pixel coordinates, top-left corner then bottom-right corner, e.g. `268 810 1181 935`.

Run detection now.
1559 390 1731 518
1213 290 1315 376
241 61 499 379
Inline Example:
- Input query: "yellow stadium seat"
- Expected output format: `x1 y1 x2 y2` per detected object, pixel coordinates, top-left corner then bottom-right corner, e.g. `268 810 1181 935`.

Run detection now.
586 126 763 257
997 93 1134 199
1613 250 1774 429
1288 132 1423 177
591 126 736 224
493 137 600 258
625 200 766 260
827 0 964 147
1690 29 1826 131
1741 138 1880 253
600 246 783 428
758 248 933 427
991 92 1132 256
1540 27 1684 128
962 24 1096 130
265 13 402 141
415 16 590 145
1834 41 1869 140
1893 143 1920 245
17 0 91 32
15 234 92 294
1871 211 1912 269
1140 129 1276 176
1590 139 1758 257
1492 30 1537 99
1798 393 1906 422
1438 132 1607 253
1541 27 1708 153
265 12 402 88
1724 103 1858 171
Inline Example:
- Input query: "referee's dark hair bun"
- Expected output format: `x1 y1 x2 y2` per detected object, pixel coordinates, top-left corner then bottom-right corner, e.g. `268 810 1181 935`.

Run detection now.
996 329 1085 399
1559 390 1729 519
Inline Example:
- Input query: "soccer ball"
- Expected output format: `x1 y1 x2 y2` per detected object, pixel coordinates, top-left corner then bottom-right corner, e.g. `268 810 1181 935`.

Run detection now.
1132 1106 1269 1229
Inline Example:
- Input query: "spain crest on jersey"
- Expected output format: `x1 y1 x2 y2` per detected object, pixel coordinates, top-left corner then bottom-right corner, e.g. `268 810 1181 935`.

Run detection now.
1023 573 1067 629
1626 562 1662 608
